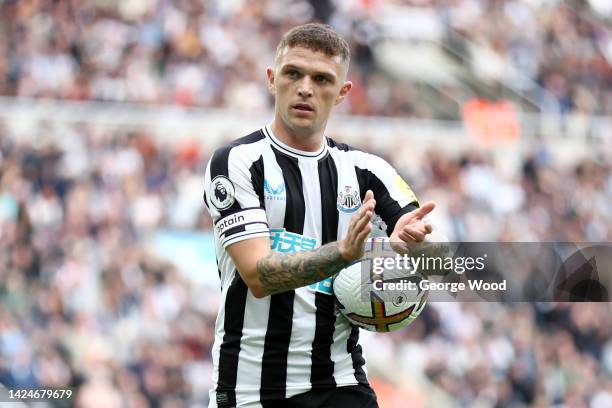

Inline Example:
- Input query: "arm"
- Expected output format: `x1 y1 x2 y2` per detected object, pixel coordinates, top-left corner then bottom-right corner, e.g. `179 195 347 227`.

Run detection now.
228 190 376 298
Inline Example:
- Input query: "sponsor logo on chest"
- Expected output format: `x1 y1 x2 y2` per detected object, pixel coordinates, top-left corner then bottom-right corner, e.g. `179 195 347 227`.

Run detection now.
264 179 286 201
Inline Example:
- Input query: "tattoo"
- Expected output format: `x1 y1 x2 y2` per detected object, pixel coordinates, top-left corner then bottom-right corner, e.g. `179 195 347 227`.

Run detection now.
257 242 350 296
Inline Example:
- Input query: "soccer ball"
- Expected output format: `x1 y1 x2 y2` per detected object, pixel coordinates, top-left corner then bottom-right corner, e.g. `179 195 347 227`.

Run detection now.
333 258 428 332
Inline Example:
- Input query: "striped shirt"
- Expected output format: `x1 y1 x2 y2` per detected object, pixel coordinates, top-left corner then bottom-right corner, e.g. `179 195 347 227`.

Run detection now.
204 126 419 407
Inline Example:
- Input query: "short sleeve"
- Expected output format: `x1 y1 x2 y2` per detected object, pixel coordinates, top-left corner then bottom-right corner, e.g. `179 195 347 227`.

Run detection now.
204 145 269 248
359 154 419 236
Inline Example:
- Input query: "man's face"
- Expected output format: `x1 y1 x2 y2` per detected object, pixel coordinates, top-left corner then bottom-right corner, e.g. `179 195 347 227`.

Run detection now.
267 46 352 137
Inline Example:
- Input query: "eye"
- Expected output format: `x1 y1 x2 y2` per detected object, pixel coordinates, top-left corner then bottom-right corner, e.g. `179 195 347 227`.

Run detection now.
315 75 329 84
286 69 300 79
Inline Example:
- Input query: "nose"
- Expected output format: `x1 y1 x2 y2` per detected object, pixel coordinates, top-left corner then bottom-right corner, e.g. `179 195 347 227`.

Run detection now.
297 77 313 98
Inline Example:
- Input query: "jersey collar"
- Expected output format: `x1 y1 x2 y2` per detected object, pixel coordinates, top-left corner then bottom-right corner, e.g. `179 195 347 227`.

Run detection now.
263 125 328 160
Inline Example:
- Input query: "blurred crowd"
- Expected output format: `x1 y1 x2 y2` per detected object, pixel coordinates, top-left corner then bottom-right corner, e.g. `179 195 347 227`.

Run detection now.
1 0 611 118
440 0 612 116
362 302 612 408
0 120 610 407
0 122 217 407
0 0 383 113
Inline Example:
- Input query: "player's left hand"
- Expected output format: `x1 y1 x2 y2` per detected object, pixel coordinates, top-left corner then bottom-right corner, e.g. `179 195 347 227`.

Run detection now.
389 201 436 253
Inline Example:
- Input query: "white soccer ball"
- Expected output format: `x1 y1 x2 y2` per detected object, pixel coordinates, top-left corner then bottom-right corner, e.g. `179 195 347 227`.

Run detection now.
333 258 428 332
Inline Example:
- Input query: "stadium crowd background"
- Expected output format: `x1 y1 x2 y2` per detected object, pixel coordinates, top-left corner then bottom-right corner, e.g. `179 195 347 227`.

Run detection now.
1 0 611 407
1 0 612 118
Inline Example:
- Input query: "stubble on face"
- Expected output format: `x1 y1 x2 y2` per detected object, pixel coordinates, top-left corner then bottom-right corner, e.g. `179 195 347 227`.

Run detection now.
268 46 351 150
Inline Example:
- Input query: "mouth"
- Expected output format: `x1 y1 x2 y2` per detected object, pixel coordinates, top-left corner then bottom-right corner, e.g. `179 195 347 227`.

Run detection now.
292 103 314 113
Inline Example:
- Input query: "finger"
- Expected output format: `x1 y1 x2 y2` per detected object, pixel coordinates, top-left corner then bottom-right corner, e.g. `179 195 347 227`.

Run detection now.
359 199 375 220
399 230 417 243
362 199 375 213
353 198 375 220
355 224 372 242
349 202 371 228
353 210 373 233
406 220 430 235
424 221 433 234
363 190 374 205
348 209 369 237
412 201 436 220
404 226 426 242
398 228 419 242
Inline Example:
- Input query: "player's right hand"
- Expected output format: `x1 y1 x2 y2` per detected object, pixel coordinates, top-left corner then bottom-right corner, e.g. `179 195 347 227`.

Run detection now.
338 190 375 262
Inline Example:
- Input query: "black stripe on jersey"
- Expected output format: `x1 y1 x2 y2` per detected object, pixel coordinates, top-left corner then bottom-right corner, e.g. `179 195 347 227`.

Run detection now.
217 271 249 406
208 130 266 216
310 154 339 388
250 156 265 209
355 167 419 236
220 222 269 239
271 149 305 235
222 230 270 248
347 325 368 385
261 150 303 404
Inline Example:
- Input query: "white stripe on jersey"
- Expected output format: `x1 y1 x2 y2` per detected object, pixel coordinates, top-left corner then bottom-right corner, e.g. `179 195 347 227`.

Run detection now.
285 159 321 398
261 145 286 229
327 146 361 242
235 292 270 407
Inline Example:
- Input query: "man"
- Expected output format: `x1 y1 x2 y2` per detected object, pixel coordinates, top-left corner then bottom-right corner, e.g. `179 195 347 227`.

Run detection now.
204 23 435 408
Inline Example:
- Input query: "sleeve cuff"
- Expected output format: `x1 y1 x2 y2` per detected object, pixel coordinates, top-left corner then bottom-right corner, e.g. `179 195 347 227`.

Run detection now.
214 208 269 247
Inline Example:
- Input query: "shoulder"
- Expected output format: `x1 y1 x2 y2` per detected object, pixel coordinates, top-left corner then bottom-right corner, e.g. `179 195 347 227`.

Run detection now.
207 129 267 175
326 136 356 152
213 129 267 157
326 136 366 163
326 136 392 170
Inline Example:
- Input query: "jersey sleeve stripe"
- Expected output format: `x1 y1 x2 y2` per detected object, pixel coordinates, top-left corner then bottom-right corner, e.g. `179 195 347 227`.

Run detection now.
214 207 269 245
220 222 269 240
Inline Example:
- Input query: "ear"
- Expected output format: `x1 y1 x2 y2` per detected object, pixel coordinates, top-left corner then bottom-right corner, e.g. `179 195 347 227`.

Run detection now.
266 67 276 95
334 81 352 105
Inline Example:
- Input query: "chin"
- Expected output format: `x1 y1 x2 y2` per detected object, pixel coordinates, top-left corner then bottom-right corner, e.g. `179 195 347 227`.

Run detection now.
286 119 317 134
291 123 319 136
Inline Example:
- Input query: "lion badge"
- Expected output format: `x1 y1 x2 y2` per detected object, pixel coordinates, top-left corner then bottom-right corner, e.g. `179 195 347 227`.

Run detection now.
209 176 235 210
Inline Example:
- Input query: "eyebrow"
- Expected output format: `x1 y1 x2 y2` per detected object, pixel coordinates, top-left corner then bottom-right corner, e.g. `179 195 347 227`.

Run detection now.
281 64 337 79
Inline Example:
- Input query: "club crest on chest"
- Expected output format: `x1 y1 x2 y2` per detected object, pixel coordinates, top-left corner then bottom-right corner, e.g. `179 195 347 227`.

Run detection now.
337 185 362 213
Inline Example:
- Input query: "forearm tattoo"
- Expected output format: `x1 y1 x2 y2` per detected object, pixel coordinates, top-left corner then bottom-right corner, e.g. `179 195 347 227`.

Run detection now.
257 242 350 296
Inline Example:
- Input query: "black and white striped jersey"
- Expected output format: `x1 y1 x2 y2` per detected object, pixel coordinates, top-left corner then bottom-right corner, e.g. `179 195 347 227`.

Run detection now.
203 125 419 408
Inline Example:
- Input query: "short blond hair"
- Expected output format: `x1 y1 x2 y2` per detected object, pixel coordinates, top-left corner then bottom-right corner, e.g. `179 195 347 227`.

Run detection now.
276 23 350 67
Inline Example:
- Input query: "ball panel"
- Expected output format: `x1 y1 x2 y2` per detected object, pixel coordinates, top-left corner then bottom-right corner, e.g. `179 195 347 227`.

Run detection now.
332 259 427 333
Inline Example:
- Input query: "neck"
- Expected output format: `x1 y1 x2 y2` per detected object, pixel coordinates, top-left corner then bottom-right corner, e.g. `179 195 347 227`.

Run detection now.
271 118 324 152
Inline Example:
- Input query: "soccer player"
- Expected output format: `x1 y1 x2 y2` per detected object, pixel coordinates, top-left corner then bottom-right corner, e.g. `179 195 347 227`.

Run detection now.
204 23 435 408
